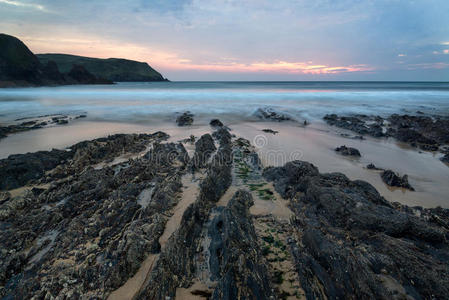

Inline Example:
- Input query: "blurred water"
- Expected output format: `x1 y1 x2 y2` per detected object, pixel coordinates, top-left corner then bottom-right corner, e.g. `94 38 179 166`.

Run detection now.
1 81 448 123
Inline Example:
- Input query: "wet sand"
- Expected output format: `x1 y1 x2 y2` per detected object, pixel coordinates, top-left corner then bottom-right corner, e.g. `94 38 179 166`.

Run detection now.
1 118 448 208
107 254 159 300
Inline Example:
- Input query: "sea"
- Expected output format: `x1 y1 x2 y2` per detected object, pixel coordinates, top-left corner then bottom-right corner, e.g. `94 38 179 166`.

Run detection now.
1 81 448 124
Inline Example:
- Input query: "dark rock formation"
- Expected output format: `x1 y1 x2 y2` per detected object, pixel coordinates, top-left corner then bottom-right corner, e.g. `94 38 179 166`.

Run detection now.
254 107 293 122
0 149 72 190
262 129 278 134
0 133 187 299
209 119 224 127
264 160 449 299
208 190 275 299
0 133 168 190
335 145 361 156
191 133 216 169
441 153 449 164
324 114 384 137
324 113 449 152
212 127 232 146
176 112 194 126
367 163 383 170
37 53 167 82
381 170 415 190
0 114 92 141
136 128 233 299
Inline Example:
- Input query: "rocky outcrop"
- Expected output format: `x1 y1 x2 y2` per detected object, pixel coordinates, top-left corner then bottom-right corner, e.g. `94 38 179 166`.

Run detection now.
0 34 112 87
254 107 293 122
264 161 449 299
37 53 167 82
208 190 276 299
381 170 415 191
0 132 187 298
335 145 361 156
191 133 216 169
176 112 194 126
135 128 233 299
0 114 89 141
441 153 449 163
209 119 224 127
0 132 168 190
262 128 278 134
0 149 72 190
324 114 384 137
324 113 449 153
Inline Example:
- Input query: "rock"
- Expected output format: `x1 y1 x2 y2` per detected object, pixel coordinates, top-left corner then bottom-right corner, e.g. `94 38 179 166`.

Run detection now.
366 163 383 170
57 119 68 125
176 112 194 126
212 127 232 146
0 192 10 205
209 119 224 127
335 145 361 157
262 129 278 134
264 160 449 299
0 132 184 299
135 130 233 299
324 114 385 137
254 107 292 122
208 190 275 299
0 149 72 190
191 134 216 169
381 170 415 190
181 135 195 144
441 153 449 164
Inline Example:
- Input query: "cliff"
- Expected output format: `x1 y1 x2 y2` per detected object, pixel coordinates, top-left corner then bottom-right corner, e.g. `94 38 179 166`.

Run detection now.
37 54 167 82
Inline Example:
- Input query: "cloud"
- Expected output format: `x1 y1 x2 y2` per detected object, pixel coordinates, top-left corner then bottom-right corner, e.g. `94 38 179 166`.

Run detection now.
432 49 449 55
161 59 374 75
0 0 47 11
406 62 449 70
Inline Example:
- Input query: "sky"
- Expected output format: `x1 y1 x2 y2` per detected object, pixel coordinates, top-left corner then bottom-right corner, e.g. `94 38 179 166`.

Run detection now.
1 0 448 81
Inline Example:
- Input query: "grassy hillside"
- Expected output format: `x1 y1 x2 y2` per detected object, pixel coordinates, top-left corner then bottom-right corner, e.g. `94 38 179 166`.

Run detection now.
37 54 166 82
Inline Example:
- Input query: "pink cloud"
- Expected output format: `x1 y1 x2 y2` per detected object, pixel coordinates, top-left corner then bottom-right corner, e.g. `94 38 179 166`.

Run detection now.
161 60 374 74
